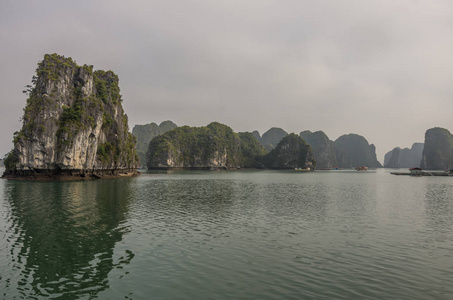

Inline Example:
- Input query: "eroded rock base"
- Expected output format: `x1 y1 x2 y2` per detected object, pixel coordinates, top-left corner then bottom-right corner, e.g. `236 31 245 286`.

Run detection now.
2 168 139 180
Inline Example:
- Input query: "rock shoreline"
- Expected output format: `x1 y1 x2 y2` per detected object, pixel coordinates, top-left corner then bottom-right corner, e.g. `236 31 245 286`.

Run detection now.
2 168 139 180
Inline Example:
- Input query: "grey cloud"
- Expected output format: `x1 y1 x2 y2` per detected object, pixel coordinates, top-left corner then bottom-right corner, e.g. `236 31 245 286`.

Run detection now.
1 0 453 162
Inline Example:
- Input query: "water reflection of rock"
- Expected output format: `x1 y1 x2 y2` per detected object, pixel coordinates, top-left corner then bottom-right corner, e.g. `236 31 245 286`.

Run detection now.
2 178 135 299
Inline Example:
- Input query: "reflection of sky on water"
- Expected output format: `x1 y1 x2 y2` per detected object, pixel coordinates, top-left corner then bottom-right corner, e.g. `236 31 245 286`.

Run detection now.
1 170 453 299
424 181 453 239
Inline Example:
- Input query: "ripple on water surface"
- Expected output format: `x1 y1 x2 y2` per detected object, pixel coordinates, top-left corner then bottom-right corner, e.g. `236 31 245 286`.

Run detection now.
1 169 453 299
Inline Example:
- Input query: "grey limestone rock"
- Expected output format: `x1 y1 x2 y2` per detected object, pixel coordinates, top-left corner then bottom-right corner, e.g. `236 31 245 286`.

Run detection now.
334 134 382 168
420 127 453 170
3 54 139 178
300 130 337 169
384 143 424 168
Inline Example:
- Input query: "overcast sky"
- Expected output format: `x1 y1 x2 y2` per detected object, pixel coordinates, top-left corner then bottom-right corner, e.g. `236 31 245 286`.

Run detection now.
1 0 453 163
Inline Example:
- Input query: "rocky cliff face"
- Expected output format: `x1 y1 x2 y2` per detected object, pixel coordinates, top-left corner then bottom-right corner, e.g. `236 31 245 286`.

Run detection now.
132 120 177 167
300 130 337 169
147 122 266 169
384 143 424 168
420 127 453 170
3 54 139 178
334 134 382 168
383 151 392 167
384 148 403 168
260 127 288 151
261 133 315 170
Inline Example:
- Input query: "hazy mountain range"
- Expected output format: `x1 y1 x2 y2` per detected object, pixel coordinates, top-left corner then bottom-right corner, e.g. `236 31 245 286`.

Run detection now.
133 121 453 170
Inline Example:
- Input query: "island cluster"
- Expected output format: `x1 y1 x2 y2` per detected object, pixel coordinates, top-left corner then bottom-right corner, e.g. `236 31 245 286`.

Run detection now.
2 54 452 179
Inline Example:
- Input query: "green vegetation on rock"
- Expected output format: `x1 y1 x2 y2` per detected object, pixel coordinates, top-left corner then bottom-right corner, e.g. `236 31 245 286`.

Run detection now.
3 151 19 172
3 53 139 177
260 133 315 169
147 123 266 169
238 132 267 168
260 127 288 151
132 120 177 167
97 142 114 164
147 125 315 170
35 53 78 81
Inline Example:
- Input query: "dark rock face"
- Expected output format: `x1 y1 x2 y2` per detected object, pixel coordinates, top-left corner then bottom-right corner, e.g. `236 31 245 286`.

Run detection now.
385 148 403 168
300 130 337 169
420 127 453 170
146 122 266 169
261 133 315 170
260 127 288 151
334 134 382 168
384 143 424 168
410 143 425 158
0 159 3 168
237 132 267 168
2 54 139 178
383 151 392 167
132 120 177 167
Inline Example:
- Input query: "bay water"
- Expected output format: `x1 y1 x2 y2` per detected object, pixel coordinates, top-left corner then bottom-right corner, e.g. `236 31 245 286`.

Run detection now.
0 167 452 299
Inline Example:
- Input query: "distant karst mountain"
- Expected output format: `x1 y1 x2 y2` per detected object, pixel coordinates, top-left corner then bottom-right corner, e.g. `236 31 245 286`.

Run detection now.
146 123 314 170
420 127 453 170
384 143 424 168
300 130 337 169
2 53 139 178
259 127 288 151
334 134 382 168
251 130 261 142
260 133 315 170
147 122 266 169
132 120 177 167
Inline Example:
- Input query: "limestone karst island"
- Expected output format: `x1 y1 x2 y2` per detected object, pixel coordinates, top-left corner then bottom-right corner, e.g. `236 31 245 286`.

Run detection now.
2 54 453 180
146 125 315 170
2 54 139 179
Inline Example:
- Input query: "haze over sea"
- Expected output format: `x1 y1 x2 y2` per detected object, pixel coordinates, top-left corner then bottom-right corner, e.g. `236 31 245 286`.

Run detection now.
1 167 452 299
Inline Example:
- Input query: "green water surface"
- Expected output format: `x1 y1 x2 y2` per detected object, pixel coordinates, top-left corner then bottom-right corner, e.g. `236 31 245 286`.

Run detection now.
0 168 452 299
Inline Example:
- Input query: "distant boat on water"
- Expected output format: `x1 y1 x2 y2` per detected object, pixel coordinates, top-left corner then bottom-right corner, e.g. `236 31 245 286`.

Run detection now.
356 166 368 171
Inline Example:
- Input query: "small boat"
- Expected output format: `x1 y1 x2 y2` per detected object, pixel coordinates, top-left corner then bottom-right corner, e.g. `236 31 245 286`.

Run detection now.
355 166 368 171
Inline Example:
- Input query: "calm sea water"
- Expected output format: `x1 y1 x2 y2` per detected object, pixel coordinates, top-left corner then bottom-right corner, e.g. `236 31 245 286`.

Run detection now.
0 167 452 299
